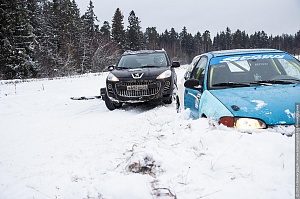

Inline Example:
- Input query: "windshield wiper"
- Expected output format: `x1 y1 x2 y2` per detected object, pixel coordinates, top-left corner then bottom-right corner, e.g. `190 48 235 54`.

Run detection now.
117 67 132 70
212 82 251 87
253 79 299 85
248 81 273 86
278 78 300 83
140 65 161 68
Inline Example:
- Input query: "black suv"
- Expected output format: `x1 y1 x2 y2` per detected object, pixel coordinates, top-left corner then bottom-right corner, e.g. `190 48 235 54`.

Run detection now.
101 50 180 110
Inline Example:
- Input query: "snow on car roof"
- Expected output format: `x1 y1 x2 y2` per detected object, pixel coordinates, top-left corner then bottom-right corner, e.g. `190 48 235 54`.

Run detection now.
123 49 166 55
209 49 283 57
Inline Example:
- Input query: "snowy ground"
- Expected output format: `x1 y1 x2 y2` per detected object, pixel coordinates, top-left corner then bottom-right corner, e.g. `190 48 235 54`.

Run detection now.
0 67 295 199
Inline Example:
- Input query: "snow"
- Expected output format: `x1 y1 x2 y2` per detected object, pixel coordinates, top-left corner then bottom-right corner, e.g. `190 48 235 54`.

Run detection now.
285 109 295 119
0 67 295 199
251 100 267 110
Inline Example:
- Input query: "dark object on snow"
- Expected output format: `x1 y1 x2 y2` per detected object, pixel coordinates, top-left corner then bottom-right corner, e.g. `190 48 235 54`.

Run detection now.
70 96 101 100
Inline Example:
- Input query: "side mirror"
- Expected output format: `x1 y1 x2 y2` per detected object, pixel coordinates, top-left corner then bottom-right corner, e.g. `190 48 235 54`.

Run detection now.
171 61 180 68
184 79 203 92
107 65 115 71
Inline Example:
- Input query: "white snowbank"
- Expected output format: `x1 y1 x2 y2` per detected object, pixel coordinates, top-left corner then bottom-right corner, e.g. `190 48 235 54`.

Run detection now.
0 67 295 199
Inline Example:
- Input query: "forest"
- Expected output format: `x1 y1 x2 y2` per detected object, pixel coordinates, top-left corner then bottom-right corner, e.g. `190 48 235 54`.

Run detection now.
1 0 300 80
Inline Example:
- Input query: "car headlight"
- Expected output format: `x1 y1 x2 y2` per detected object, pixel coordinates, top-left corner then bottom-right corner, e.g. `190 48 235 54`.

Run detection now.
157 70 171 79
235 118 266 129
107 73 119 81
219 117 267 129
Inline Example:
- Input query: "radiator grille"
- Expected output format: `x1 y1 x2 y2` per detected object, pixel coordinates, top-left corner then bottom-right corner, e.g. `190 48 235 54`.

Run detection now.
116 81 161 97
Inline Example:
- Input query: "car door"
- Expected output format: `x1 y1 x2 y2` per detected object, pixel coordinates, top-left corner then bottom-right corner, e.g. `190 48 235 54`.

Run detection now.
184 56 208 119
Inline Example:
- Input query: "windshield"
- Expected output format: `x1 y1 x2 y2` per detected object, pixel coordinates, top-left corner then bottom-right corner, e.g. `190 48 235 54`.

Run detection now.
208 53 300 89
117 53 168 69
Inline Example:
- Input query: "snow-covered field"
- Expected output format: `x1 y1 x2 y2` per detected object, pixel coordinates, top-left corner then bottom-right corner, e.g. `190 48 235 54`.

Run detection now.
0 67 295 199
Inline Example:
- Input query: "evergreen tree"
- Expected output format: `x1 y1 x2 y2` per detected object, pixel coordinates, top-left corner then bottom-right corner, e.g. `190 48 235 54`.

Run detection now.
33 0 57 77
69 0 82 72
126 10 143 50
100 21 111 42
225 27 232 49
193 32 203 54
241 31 249 48
179 27 194 60
218 31 226 50
58 0 82 75
80 0 100 73
281 34 294 53
295 31 300 55
144 27 158 50
111 8 126 50
202 30 212 52
232 29 242 49
1 3 299 78
0 0 36 79
271 35 281 50
158 29 170 50
261 31 269 48
169 28 179 58
81 0 99 34
180 27 188 52
0 0 12 78
213 33 220 50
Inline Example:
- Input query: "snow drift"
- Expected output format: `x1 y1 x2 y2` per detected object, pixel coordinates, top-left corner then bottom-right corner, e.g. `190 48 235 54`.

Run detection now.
0 67 295 199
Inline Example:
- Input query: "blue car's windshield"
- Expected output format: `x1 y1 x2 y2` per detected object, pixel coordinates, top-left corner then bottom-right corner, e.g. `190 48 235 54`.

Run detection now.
117 53 168 69
208 54 300 89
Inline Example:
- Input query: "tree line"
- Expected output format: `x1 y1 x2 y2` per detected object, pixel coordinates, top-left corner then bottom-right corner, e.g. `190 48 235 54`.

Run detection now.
1 0 300 80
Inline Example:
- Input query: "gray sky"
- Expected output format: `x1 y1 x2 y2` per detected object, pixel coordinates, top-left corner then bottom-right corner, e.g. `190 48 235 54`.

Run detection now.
76 0 300 36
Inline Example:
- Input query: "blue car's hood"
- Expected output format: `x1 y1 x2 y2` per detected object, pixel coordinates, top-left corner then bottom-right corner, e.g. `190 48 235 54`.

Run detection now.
210 84 300 125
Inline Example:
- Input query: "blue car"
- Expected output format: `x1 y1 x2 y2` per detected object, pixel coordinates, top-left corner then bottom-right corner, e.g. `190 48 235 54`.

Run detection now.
183 49 300 130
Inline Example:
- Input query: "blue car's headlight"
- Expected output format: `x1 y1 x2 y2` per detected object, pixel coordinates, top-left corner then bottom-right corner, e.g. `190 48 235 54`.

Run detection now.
235 118 267 129
219 117 267 129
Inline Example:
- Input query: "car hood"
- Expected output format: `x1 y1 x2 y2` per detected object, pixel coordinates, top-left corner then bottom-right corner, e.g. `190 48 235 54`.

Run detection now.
210 84 300 125
112 67 169 79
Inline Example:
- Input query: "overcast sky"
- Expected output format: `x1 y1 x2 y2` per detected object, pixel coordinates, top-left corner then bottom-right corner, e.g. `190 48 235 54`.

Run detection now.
75 0 300 36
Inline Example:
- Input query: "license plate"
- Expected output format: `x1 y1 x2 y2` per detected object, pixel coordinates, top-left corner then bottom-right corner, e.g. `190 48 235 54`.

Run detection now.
127 85 148 90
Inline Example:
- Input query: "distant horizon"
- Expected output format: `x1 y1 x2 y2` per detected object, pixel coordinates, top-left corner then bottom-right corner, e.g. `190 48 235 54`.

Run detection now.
76 0 300 37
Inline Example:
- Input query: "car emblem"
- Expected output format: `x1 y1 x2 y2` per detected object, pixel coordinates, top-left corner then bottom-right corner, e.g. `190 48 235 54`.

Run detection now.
132 73 144 79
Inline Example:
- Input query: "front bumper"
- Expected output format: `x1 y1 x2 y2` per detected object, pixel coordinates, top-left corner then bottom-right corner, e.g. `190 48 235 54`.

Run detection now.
106 78 173 103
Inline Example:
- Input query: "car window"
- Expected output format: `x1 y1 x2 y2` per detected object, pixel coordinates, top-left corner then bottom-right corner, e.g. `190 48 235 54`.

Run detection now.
190 56 208 80
208 55 300 89
277 59 300 79
117 53 168 68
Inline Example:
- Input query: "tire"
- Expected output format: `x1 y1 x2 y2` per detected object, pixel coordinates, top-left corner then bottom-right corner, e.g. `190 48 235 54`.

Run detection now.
114 102 123 109
104 93 116 111
163 96 173 104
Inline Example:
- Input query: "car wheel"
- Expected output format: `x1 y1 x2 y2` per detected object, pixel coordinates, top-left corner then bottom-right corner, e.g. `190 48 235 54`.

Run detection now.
104 93 116 111
114 102 123 109
163 96 172 104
